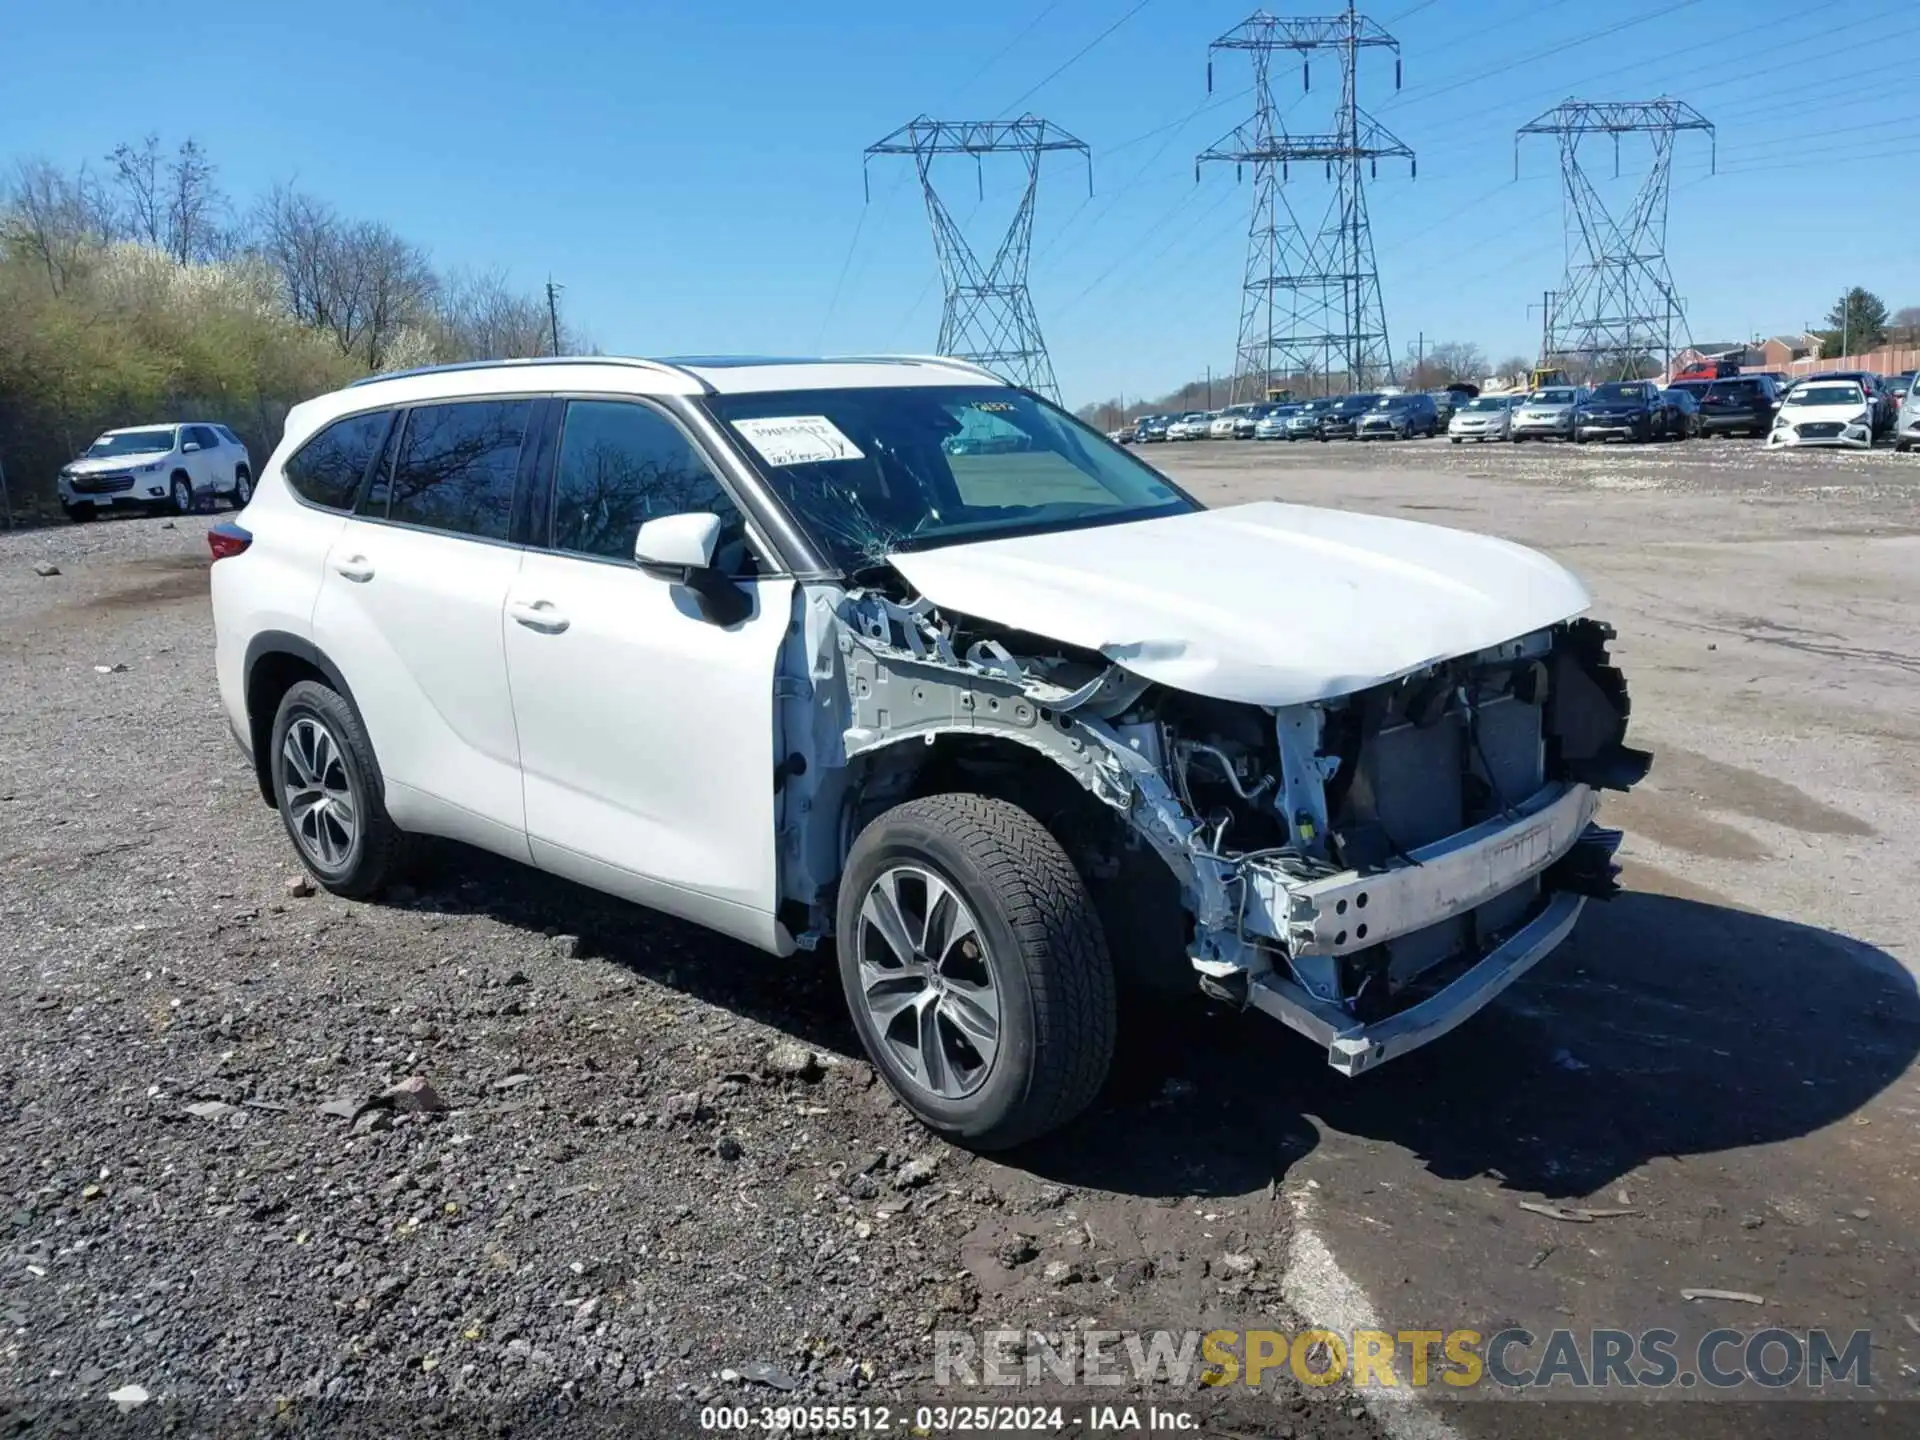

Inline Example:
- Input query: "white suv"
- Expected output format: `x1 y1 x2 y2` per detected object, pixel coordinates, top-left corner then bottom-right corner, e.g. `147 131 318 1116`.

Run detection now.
209 356 1648 1148
60 423 253 521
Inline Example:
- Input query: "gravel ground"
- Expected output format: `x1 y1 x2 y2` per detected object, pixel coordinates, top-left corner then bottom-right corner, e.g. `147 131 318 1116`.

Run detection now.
0 514 1381 1434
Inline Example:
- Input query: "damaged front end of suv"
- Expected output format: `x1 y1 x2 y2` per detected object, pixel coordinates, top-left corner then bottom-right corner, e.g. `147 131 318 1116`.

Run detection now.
775 568 1649 1080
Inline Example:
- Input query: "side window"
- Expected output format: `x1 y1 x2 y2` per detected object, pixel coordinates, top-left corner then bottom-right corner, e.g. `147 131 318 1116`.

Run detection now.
194 426 221 450
283 410 393 511
551 400 752 569
384 399 532 542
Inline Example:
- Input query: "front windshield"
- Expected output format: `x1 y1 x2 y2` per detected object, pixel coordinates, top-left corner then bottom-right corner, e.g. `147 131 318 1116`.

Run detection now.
1787 384 1863 407
1529 389 1576 404
708 386 1195 571
85 428 175 458
1335 394 1381 413
1591 383 1652 402
1375 396 1414 410
1464 397 1505 412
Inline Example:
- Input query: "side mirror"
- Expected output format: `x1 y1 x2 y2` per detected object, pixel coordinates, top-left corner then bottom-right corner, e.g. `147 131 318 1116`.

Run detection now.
634 512 752 626
181 441 201 453
634 512 722 584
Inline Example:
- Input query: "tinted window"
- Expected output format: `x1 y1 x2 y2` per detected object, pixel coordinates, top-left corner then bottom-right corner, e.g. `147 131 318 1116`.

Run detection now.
551 400 749 568
384 400 531 541
284 410 391 511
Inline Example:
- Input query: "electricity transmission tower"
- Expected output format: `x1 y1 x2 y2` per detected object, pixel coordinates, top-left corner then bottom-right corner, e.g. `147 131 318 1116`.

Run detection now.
866 116 1091 401
1516 99 1714 381
1199 3 1413 402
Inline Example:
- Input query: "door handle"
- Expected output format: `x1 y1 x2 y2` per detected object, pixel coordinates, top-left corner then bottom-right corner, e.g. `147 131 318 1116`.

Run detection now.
333 556 374 583
507 598 570 634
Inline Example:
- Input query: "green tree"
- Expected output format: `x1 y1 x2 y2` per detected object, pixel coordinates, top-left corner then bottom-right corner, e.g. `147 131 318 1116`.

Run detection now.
1819 287 1889 358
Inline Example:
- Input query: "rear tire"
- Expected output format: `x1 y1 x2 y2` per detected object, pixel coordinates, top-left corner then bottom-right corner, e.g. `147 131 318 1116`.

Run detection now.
270 680 409 900
835 794 1117 1150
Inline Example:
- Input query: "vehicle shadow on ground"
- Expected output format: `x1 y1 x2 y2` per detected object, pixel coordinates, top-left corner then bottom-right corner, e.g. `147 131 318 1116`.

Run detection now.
407 841 866 1058
1021 889 1920 1201
400 848 1919 1203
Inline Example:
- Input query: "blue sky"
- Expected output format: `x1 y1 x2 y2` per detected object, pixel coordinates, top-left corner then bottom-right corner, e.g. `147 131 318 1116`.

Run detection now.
4 0 1912 405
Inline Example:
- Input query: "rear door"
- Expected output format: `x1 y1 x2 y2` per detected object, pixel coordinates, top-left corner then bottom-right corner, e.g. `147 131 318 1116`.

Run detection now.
501 396 794 948
309 396 539 858
185 426 223 493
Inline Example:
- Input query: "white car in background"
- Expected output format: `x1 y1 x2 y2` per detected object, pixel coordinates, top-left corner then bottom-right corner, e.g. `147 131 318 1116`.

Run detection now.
1210 405 1255 440
1166 411 1211 441
208 353 1645 1150
1767 379 1874 450
58 423 253 521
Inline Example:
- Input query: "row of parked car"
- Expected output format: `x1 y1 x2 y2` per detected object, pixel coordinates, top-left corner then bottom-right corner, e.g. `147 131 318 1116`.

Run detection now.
1113 369 1920 453
1119 392 1458 446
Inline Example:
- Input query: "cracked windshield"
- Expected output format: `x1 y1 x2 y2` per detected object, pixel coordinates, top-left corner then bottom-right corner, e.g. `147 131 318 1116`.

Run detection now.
709 385 1191 569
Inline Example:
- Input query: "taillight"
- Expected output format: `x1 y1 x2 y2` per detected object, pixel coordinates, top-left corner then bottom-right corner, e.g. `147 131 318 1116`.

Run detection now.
208 521 252 561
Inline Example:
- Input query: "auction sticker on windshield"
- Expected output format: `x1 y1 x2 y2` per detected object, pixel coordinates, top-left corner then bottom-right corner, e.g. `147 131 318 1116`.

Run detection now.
731 416 866 467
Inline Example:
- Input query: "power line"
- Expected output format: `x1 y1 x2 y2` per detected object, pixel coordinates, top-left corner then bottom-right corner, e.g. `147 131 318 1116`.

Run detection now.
946 2 1063 106
1031 84 1296 274
1383 0 1708 114
998 0 1157 119
1408 5 1900 148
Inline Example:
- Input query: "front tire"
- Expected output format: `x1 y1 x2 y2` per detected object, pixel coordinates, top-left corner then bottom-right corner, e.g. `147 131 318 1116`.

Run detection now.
270 680 409 899
169 474 193 514
63 502 96 523
231 467 252 508
836 794 1116 1150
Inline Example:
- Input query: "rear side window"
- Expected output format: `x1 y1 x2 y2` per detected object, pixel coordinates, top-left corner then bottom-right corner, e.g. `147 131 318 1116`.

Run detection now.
283 410 393 511
383 400 532 542
550 400 751 569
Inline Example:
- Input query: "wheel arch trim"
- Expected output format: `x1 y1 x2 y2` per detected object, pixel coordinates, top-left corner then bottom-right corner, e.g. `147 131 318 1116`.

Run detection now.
241 632 366 807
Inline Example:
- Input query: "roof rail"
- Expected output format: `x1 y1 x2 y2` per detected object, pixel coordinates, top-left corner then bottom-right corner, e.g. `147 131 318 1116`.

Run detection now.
833 353 1010 384
346 356 715 394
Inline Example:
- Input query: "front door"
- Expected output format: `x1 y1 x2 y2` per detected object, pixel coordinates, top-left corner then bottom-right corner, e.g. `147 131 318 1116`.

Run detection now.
501 397 793 949
309 397 537 859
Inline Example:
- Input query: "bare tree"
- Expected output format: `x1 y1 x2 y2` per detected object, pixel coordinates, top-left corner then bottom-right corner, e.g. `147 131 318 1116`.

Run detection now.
255 184 340 329
437 266 562 360
107 134 165 248
2 158 112 294
348 221 437 369
1401 340 1486 387
165 139 225 264
253 189 432 367
1495 354 1533 385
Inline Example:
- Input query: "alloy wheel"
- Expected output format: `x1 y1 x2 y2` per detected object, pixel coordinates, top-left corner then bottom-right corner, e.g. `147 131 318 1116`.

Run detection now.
854 864 1001 1100
281 716 358 870
171 478 192 513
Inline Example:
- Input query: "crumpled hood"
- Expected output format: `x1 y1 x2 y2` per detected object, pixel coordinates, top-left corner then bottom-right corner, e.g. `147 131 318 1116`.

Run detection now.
886 501 1592 707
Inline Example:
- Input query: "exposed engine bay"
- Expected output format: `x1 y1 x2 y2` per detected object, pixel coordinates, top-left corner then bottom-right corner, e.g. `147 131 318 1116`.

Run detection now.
773 574 1651 1077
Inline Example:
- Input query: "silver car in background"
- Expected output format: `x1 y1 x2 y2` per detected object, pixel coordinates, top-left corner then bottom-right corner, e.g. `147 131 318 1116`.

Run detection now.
1896 379 1920 453
1253 404 1299 439
1510 386 1585 442
1448 394 1519 443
